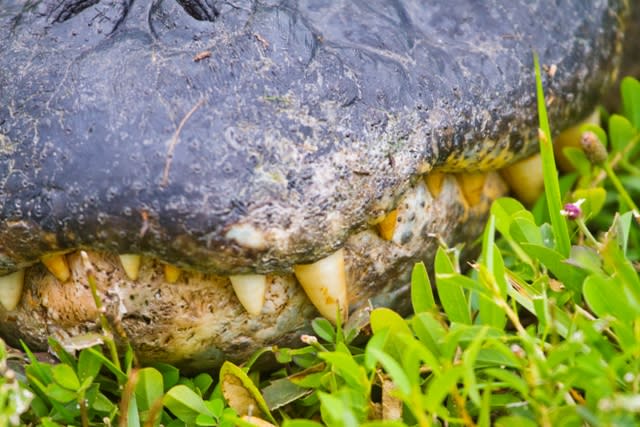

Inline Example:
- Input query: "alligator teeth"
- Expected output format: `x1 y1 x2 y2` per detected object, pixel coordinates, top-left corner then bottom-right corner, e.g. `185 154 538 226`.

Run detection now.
164 264 181 283
119 254 142 280
377 209 398 241
500 154 543 206
229 274 267 316
425 171 445 198
41 253 70 282
293 249 348 323
0 270 24 311
455 172 487 206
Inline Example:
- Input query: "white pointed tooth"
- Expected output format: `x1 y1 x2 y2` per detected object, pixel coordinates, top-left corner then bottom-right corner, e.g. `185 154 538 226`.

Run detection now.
41 253 70 282
119 254 142 280
229 274 267 316
0 270 25 311
293 249 348 323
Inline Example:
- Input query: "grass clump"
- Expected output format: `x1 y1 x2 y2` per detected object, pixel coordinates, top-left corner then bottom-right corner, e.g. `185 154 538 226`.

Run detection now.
2 66 640 426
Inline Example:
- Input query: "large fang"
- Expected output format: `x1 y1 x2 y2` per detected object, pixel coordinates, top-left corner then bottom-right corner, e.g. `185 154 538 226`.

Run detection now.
41 253 70 282
164 264 182 283
293 249 348 323
0 270 24 311
119 254 142 280
500 154 544 206
229 274 267 316
455 173 487 206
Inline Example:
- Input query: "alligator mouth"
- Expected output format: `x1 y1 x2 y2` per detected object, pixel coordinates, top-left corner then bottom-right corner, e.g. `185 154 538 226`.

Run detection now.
0 160 545 370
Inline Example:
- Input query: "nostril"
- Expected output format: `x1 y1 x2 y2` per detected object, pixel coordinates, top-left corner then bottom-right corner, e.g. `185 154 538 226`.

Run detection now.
175 0 219 22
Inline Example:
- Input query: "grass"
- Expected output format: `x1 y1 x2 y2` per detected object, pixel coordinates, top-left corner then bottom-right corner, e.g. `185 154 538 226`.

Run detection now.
3 67 640 426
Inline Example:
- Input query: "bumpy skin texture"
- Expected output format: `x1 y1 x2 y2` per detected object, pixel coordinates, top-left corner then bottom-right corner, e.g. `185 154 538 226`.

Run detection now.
0 0 625 274
0 1 628 368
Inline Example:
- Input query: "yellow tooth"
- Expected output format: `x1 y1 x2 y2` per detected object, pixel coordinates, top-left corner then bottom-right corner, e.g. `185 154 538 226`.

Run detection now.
41 253 70 282
500 154 544 206
377 209 398 241
293 249 348 323
0 270 24 311
425 171 445 198
163 264 181 283
229 274 267 316
119 254 142 280
455 172 487 206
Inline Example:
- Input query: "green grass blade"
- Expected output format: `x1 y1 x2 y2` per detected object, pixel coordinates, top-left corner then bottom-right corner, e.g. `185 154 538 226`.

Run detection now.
533 52 571 257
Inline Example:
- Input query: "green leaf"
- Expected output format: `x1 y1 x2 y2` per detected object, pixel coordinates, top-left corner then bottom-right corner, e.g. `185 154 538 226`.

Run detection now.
262 377 313 411
194 373 214 396
77 348 103 383
311 318 336 343
563 146 592 177
86 348 128 383
510 217 543 246
411 261 435 313
583 275 640 322
320 350 368 392
435 247 471 324
411 312 445 359
423 365 463 414
534 52 571 257
365 347 411 396
52 363 80 390
163 385 213 424
609 114 635 152
135 367 164 416
370 307 413 360
47 338 77 370
621 76 640 129
46 383 77 403
154 363 180 390
520 243 585 293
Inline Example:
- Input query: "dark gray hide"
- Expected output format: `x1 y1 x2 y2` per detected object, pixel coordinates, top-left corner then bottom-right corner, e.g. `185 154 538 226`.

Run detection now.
0 0 626 275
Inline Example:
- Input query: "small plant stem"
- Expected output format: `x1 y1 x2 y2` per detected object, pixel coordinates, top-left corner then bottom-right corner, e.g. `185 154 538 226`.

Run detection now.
79 389 89 427
81 251 121 371
602 162 640 213
451 387 476 427
575 218 600 247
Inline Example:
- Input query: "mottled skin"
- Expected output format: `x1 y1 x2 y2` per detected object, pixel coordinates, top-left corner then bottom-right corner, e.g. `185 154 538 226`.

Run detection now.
0 0 629 368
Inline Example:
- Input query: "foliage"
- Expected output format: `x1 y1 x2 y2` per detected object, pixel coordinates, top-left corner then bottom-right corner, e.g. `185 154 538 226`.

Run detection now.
3 71 640 426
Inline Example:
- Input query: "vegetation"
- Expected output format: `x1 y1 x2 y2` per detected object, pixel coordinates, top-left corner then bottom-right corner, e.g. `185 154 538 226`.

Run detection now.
3 61 640 426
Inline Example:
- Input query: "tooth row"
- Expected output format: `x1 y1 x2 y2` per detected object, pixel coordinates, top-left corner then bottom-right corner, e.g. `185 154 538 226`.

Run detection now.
107 251 349 321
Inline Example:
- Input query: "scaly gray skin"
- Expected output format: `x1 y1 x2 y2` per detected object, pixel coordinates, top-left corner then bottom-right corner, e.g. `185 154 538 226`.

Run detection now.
0 0 628 369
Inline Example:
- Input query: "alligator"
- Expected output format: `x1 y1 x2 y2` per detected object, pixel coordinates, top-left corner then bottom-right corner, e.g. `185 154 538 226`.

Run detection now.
0 0 628 370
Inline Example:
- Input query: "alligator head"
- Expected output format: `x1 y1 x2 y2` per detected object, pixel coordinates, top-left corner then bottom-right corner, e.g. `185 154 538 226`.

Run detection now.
0 0 627 370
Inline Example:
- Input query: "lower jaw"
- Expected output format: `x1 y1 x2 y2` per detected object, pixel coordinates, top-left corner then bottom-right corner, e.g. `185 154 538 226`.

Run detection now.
0 171 508 371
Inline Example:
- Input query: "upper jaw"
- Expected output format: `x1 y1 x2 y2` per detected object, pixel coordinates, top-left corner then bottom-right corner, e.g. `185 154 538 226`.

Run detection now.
0 0 625 277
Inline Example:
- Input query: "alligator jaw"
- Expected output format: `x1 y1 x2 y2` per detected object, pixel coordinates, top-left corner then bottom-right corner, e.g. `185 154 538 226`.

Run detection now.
0 167 517 369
